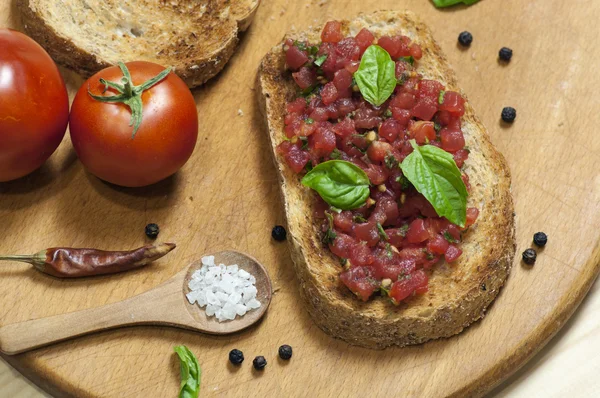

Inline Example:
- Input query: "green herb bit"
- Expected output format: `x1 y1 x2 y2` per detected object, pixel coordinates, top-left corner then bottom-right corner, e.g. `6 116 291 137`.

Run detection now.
384 153 399 169
314 54 328 67
385 243 394 258
384 109 393 118
353 214 367 223
443 231 459 243
398 224 409 237
399 56 415 65
293 40 307 51
438 90 446 105
174 345 201 398
305 118 315 124
330 148 342 159
340 258 348 267
377 223 389 241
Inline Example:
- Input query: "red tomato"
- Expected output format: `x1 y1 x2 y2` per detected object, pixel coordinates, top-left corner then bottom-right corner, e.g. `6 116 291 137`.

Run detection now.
0 29 69 182
69 61 198 187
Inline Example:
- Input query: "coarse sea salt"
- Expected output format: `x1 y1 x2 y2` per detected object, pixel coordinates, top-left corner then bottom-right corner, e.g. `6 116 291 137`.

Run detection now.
186 255 262 322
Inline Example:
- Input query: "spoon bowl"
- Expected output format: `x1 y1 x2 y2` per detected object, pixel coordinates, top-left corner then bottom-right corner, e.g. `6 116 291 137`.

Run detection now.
0 251 272 355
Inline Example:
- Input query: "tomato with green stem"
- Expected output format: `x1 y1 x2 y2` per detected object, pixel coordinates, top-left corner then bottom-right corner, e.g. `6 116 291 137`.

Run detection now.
0 29 69 182
69 61 198 187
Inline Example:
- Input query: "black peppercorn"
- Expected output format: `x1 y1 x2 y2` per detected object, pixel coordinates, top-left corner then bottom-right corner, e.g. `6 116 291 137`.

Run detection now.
533 232 548 247
522 248 537 265
145 223 160 239
229 349 244 365
458 31 473 47
278 345 293 360
501 107 517 123
253 356 267 370
499 47 513 62
272 225 287 242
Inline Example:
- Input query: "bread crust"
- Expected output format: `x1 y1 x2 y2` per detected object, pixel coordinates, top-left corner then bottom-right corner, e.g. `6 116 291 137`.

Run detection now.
16 0 260 88
258 10 516 349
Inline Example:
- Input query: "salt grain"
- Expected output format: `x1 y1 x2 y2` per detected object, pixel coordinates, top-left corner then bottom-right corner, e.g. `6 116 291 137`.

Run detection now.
186 257 262 322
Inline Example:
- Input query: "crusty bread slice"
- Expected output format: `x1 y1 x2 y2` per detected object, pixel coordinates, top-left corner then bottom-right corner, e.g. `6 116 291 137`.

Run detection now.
258 10 516 349
17 0 260 88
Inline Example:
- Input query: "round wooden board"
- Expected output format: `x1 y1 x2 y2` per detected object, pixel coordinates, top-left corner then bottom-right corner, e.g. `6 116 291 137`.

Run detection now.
1 0 599 397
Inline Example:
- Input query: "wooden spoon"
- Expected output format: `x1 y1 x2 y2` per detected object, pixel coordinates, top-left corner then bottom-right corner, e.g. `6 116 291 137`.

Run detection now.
0 251 272 355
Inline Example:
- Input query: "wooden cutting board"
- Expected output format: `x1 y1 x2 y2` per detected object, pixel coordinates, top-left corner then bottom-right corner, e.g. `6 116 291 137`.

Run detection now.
1 0 599 397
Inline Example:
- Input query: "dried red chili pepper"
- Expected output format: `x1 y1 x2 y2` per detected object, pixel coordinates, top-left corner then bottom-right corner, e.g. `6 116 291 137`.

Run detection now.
0 243 175 278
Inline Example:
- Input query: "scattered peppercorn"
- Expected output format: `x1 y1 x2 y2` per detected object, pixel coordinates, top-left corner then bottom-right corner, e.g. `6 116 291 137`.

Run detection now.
458 31 473 47
229 349 244 365
145 223 160 239
278 345 293 360
272 225 287 242
522 248 537 265
533 232 548 247
499 47 513 62
253 356 267 370
501 107 517 123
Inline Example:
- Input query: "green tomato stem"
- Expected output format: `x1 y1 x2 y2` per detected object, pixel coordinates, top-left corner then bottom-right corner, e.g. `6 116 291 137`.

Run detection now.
87 62 172 138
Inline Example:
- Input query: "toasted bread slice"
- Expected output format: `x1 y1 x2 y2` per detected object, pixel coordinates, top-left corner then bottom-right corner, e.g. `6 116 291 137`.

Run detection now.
16 0 260 88
258 11 516 349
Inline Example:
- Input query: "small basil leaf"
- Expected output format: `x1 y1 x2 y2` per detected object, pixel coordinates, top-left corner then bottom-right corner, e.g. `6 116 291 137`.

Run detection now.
432 0 480 7
301 160 370 210
400 140 468 226
354 45 396 107
399 56 414 65
174 345 201 398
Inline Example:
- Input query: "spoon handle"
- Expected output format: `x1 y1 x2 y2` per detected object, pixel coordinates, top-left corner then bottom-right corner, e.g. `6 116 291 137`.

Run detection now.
0 275 189 355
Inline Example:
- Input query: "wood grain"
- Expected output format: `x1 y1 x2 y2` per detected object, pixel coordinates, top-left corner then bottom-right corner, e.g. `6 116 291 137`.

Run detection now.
1 0 599 397
0 251 272 354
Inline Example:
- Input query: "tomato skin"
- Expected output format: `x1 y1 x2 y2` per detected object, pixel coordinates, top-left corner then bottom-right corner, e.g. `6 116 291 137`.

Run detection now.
0 29 69 182
69 61 198 187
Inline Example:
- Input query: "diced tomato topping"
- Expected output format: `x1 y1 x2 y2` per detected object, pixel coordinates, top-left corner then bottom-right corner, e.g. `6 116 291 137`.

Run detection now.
339 266 379 301
292 67 316 89
409 121 436 144
367 140 393 163
310 125 336 156
439 91 465 116
406 219 429 244
445 245 462 263
389 270 429 304
286 45 309 70
353 221 380 246
321 21 344 43
379 119 402 142
465 207 479 227
355 28 375 53
409 43 423 60
427 234 449 255
378 36 401 58
281 22 477 303
333 211 354 233
283 145 310 173
440 128 465 152
453 149 469 168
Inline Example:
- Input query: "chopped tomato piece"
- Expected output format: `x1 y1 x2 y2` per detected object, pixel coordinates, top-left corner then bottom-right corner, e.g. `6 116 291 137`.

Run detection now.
340 266 378 301
321 21 344 43
440 128 465 152
378 36 401 58
465 207 479 227
292 67 316 89
286 45 309 70
406 219 429 244
355 28 375 53
445 245 462 263
409 121 436 144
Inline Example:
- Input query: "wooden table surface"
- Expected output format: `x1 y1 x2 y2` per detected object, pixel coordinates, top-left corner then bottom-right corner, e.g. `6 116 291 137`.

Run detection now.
3 276 599 398
1 0 600 397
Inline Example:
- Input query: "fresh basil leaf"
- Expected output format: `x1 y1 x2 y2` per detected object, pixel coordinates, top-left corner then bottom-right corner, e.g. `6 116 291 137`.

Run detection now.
301 160 370 210
432 0 480 7
400 140 468 226
314 54 328 67
293 40 307 51
174 345 201 398
377 223 389 241
354 45 396 107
